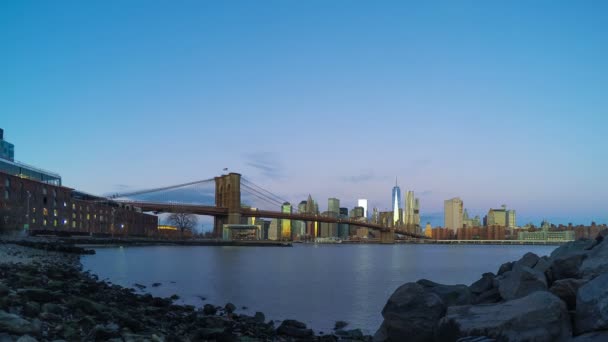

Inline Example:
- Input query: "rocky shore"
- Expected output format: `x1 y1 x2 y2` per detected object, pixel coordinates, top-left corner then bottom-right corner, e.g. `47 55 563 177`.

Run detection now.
0 239 369 341
374 231 608 341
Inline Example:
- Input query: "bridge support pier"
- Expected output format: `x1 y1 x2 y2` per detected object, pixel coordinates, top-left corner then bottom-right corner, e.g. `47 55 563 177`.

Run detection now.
380 231 395 244
213 173 242 238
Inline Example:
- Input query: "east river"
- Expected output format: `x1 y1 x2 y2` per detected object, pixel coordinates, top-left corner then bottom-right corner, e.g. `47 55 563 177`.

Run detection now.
81 243 557 334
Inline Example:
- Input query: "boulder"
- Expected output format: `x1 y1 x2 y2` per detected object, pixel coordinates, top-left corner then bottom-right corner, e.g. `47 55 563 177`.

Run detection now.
575 273 608 334
0 310 40 335
547 253 587 283
550 239 595 259
497 262 513 276
532 257 551 274
23 302 40 318
514 252 540 270
498 266 547 301
549 278 587 311
0 284 9 297
416 279 472 306
472 288 502 305
202 304 217 316
15 336 38 342
374 283 445 342
579 240 608 278
571 331 608 341
17 288 61 303
470 273 495 295
336 328 364 339
254 312 266 323
436 291 571 342
277 319 313 338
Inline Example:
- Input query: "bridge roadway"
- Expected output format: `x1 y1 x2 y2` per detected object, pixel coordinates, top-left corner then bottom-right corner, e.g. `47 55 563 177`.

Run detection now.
121 201 426 239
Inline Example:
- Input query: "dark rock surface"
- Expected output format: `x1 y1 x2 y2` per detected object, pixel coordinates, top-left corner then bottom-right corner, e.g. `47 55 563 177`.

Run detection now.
436 291 571 342
575 272 608 334
374 283 445 342
497 265 547 300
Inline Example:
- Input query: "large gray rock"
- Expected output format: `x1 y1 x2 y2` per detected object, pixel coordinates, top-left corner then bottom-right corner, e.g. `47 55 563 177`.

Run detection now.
532 257 551 274
497 262 513 276
549 278 587 311
580 239 608 278
550 239 594 260
571 331 608 341
472 288 502 305
514 252 540 270
575 273 608 334
547 253 587 283
470 273 495 295
0 310 40 335
498 266 547 300
416 279 472 306
436 291 571 342
374 283 445 342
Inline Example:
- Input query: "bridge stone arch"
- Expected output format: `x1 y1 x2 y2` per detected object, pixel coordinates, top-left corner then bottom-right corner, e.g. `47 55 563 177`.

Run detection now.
213 173 241 237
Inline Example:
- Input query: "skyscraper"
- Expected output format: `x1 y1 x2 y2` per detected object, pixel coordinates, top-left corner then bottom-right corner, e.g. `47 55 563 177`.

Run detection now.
328 198 340 214
444 197 463 233
404 191 415 225
281 202 292 239
357 199 368 218
392 178 402 225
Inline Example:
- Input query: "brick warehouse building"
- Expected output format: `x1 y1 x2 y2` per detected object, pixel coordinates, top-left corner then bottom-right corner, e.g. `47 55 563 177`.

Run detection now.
0 170 158 236
0 128 157 236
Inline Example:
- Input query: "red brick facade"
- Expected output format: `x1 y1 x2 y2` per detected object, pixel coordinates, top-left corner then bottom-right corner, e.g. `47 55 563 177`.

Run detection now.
0 171 157 236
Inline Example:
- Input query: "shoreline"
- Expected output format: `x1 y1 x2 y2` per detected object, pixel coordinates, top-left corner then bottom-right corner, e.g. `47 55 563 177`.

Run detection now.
0 239 369 341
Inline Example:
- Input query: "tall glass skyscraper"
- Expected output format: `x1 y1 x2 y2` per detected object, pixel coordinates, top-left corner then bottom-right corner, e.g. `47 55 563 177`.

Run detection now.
392 178 402 225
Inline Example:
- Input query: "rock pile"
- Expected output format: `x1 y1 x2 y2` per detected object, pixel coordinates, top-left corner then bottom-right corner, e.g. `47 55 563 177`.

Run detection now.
374 233 608 341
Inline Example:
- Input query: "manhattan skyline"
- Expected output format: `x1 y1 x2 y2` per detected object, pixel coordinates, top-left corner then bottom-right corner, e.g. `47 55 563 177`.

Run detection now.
1 1 607 225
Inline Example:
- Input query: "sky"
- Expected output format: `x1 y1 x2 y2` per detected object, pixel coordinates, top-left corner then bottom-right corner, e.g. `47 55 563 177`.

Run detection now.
1 1 607 227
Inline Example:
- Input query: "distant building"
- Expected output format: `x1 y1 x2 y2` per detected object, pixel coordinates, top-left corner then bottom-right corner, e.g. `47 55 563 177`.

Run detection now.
280 202 292 239
338 207 349 238
507 210 516 229
328 198 340 214
457 226 506 240
351 206 364 219
444 198 463 233
463 209 482 228
357 199 368 218
518 225 574 242
424 222 432 238
404 191 415 225
268 219 280 240
392 179 402 225
431 227 454 240
487 205 508 227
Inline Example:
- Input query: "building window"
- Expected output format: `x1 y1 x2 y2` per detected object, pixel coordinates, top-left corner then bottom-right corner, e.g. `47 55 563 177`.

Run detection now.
32 218 36 224
43 219 47 226
4 178 9 187
53 209 58 217
43 208 48 216
72 203 76 210
53 219 57 227
52 189 56 197
42 187 47 195
32 207 36 213
72 221 76 228
72 213 76 219
86 214 90 220
63 219 67 225
3 190 8 200
63 202 67 207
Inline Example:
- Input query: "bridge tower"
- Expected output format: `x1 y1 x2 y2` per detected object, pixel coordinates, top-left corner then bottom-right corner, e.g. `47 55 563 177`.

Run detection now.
213 173 242 237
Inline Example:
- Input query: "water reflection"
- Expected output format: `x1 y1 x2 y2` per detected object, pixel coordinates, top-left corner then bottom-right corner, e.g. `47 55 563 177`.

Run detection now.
82 244 556 334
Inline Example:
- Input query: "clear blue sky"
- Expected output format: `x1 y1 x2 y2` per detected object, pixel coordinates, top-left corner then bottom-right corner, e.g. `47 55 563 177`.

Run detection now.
1 1 607 226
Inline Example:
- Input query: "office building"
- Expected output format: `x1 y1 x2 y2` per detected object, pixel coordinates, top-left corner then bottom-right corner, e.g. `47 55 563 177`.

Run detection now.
424 222 433 238
328 198 340 214
392 179 402 225
338 207 349 238
404 191 415 225
507 210 517 228
444 197 463 233
280 202 292 239
486 205 509 227
357 199 368 218
268 219 280 240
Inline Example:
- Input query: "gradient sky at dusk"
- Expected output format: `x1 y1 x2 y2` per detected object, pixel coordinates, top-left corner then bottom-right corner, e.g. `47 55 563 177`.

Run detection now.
1 1 607 226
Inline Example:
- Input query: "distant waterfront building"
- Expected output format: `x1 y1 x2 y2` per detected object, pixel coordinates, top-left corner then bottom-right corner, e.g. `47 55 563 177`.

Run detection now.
518 225 574 242
392 179 402 225
351 206 364 219
424 223 433 238
280 202 292 239
444 197 463 233
357 199 368 218
486 205 508 227
507 210 517 228
463 209 482 228
371 208 379 224
269 219 280 240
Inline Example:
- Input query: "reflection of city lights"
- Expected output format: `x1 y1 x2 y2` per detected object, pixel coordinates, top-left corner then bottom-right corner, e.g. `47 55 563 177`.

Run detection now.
121 224 125 228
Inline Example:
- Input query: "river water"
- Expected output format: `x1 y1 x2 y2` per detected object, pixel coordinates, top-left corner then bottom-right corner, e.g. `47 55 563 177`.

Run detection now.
81 243 557 334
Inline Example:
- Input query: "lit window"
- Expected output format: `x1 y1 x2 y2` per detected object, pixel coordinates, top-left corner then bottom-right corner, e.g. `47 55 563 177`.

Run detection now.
72 204 75 210
72 221 76 228
53 219 57 227
43 219 47 226
32 218 36 224
32 207 36 213
94 214 97 219
63 219 67 225
72 213 76 219
86 214 90 220
63 202 67 207
53 209 57 217
43 208 48 216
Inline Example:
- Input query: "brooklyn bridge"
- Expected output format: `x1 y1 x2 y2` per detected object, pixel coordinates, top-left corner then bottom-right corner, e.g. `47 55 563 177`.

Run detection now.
108 172 427 243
